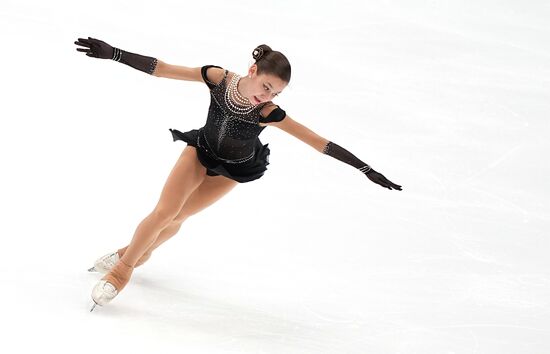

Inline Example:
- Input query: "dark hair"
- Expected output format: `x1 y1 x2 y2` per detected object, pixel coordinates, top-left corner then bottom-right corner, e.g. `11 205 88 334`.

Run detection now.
252 44 291 83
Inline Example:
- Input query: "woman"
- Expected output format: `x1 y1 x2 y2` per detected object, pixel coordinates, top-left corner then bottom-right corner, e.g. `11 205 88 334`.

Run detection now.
74 36 402 311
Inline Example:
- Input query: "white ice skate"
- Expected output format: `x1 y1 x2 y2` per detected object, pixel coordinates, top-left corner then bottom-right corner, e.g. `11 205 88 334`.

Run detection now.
88 251 119 274
90 280 118 311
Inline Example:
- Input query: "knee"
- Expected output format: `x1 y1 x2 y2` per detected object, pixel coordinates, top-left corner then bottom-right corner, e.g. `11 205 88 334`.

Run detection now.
173 213 191 224
150 207 180 226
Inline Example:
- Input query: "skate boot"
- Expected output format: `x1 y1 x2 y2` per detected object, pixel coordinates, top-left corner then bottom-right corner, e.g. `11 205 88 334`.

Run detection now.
88 251 120 274
90 259 134 311
88 247 151 274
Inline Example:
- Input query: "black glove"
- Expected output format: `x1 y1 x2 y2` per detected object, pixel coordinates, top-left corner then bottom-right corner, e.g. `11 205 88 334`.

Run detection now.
74 37 114 59
74 36 158 75
322 141 402 191
365 169 402 190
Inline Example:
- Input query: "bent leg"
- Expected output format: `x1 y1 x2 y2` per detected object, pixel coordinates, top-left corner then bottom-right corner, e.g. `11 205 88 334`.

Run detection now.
149 174 238 250
147 174 238 251
116 222 183 267
116 175 237 266
173 174 238 222
118 146 206 268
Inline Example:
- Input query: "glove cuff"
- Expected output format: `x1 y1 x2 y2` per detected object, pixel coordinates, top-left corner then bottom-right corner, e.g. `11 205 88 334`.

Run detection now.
359 165 372 174
111 47 158 75
322 141 373 174
112 47 123 61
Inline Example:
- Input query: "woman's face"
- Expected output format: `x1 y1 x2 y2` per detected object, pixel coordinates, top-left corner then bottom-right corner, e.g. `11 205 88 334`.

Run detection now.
246 65 288 105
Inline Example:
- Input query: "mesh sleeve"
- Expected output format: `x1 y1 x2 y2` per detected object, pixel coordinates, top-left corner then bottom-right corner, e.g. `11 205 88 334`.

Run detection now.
259 104 286 123
322 141 372 174
112 48 158 75
200 65 224 89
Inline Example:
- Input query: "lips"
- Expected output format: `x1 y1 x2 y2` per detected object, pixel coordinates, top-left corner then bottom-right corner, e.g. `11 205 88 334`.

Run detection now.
253 96 261 104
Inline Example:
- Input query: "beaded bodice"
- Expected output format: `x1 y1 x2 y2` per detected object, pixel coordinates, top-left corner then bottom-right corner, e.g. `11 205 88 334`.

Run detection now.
201 69 268 163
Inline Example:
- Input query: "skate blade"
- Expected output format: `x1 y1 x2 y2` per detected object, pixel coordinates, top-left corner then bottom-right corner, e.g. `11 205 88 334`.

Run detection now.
90 300 99 312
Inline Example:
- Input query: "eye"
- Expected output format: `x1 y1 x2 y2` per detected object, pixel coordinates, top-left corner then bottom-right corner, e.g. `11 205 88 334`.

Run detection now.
264 84 279 97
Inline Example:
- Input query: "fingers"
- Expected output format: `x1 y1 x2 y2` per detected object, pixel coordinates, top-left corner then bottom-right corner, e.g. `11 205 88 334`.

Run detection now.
75 38 91 46
75 38 94 56
386 179 402 191
75 39 91 56
74 42 89 48
376 175 403 191
384 179 402 190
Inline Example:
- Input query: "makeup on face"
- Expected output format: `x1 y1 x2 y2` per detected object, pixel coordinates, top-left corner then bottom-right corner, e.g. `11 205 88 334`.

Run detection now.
253 76 286 102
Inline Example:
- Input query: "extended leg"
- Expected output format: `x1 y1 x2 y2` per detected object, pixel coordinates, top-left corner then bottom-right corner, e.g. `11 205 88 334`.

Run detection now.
91 146 206 308
118 174 238 262
91 174 237 275
116 222 183 267
118 146 206 267
89 221 183 274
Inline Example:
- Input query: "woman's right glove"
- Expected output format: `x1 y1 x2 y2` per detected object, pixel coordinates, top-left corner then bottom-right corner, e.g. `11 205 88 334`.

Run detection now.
74 36 158 75
74 37 114 59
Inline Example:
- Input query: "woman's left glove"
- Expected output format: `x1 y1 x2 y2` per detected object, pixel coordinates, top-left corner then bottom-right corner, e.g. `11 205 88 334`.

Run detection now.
364 169 402 190
322 141 402 191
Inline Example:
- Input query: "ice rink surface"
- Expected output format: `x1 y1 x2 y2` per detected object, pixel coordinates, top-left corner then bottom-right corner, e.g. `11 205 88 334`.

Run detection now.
1 1 549 353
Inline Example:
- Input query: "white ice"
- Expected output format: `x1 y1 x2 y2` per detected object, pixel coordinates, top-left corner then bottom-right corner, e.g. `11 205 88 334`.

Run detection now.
1 0 549 353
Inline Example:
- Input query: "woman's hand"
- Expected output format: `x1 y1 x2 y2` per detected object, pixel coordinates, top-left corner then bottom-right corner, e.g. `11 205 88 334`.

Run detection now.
365 169 402 190
74 37 114 59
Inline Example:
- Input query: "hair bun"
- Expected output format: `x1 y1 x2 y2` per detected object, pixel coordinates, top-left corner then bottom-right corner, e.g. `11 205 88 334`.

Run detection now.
252 44 272 61
252 47 264 60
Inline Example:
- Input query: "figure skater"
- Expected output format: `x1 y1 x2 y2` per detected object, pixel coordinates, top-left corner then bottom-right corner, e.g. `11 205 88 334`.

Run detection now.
74 36 402 311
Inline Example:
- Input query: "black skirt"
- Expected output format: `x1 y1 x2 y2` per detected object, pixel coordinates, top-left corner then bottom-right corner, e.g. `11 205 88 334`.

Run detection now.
169 128 270 183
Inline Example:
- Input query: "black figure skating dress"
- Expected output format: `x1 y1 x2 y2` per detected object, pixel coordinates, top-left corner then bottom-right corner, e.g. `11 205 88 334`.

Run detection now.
169 65 286 183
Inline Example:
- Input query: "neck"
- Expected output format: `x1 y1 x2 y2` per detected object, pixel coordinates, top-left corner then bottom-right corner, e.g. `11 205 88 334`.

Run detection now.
237 76 251 99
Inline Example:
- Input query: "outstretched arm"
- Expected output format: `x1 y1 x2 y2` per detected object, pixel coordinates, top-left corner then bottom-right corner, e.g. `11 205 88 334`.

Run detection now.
74 37 159 74
269 113 402 190
74 37 203 81
152 61 203 81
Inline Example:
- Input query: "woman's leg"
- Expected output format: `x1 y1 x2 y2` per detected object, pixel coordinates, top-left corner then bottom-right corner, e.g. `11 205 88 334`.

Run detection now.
116 222 183 266
118 146 207 267
116 174 238 264
149 174 239 249
99 146 207 295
